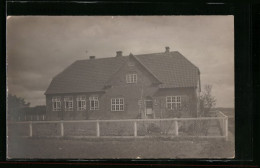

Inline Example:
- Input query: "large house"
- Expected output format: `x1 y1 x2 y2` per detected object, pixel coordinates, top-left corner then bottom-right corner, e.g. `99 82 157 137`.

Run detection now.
45 47 201 120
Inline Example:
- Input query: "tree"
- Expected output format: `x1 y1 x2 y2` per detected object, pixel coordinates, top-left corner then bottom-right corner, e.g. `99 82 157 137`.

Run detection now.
195 85 217 136
199 85 216 117
7 94 30 121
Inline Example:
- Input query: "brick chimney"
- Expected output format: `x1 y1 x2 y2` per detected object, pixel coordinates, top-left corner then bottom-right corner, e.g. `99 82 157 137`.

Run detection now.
165 46 170 53
116 51 123 57
89 56 95 60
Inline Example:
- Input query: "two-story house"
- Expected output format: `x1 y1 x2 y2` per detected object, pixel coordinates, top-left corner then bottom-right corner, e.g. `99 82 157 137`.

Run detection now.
45 47 201 120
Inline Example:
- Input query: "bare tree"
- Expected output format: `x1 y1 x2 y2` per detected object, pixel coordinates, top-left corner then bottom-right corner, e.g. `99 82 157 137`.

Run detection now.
199 85 216 117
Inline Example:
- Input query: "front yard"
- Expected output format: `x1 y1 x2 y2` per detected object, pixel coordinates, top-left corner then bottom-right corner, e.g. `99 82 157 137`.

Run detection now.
7 136 234 159
7 109 235 159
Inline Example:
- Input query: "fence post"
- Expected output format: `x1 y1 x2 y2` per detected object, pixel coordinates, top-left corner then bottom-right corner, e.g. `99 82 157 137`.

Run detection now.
175 120 178 136
96 121 100 137
225 117 228 141
134 121 137 137
60 122 64 137
29 122 32 137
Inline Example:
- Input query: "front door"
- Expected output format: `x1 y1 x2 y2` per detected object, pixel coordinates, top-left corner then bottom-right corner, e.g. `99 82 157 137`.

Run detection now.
145 100 154 118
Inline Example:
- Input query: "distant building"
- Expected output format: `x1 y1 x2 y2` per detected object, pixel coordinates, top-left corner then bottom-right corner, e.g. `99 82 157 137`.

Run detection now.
45 47 201 120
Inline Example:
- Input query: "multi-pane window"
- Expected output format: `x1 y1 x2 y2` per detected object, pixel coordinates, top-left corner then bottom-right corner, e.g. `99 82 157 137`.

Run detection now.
126 73 137 83
166 96 181 110
111 98 124 111
64 96 73 111
89 97 99 110
76 95 86 111
52 97 61 111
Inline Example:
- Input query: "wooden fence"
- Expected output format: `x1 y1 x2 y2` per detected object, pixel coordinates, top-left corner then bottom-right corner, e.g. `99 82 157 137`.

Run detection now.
8 111 228 140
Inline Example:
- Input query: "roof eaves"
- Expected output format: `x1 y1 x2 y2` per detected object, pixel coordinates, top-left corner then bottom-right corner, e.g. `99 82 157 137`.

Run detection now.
45 90 106 95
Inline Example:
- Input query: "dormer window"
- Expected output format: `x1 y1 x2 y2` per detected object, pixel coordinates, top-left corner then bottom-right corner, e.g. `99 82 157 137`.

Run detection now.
126 73 137 83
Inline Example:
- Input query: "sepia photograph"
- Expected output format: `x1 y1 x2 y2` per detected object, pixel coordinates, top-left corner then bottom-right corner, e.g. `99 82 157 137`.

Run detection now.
6 16 234 159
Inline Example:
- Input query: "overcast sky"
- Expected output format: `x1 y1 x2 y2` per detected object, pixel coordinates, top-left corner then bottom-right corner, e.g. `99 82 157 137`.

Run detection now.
7 16 234 107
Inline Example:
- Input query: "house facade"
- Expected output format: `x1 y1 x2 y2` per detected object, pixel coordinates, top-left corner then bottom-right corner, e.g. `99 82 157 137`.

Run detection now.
45 47 201 120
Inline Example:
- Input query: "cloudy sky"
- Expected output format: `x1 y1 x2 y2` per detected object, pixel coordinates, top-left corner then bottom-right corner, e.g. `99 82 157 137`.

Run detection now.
7 16 234 107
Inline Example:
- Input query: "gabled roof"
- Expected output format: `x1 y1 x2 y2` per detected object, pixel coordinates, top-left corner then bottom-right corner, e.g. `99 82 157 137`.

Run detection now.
45 57 127 94
134 51 200 88
45 51 200 95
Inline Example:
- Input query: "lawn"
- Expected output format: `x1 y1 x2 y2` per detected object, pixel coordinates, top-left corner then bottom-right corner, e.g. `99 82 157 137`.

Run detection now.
7 136 234 159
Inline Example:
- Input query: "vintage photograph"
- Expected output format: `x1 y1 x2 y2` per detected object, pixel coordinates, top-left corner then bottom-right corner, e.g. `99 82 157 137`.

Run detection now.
6 16 234 159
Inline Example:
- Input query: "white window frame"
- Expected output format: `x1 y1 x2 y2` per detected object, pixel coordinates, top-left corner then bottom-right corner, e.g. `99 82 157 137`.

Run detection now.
76 95 86 111
111 98 124 111
126 73 137 83
89 96 99 110
52 97 61 111
64 96 73 111
166 96 181 110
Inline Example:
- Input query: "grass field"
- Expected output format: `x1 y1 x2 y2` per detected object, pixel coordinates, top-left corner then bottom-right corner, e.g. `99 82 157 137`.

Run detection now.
7 136 234 159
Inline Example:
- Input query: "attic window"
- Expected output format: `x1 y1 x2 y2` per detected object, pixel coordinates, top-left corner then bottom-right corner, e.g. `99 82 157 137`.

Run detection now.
126 73 137 83
89 96 99 110
52 97 61 111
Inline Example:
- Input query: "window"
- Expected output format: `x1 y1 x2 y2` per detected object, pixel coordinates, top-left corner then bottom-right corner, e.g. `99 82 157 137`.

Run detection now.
76 95 86 111
64 96 73 111
126 73 137 83
166 96 181 110
52 97 61 111
89 96 99 110
111 98 124 111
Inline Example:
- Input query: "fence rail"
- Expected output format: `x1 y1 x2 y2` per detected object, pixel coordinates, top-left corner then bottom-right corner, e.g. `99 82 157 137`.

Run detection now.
8 111 228 140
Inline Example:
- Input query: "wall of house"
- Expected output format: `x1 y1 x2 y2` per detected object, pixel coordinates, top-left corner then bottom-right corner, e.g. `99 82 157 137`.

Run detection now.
45 57 199 120
46 92 104 120
89 56 159 119
45 56 159 120
153 87 198 118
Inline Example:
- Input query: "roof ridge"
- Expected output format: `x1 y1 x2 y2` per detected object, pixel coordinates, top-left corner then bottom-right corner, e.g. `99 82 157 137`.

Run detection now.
76 56 129 62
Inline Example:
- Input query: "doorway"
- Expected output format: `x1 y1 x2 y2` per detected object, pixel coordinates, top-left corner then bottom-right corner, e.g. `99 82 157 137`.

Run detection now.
145 97 154 118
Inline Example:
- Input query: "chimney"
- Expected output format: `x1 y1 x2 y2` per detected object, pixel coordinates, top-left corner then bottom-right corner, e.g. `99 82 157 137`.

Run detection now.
116 51 123 57
165 46 170 53
89 56 95 60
